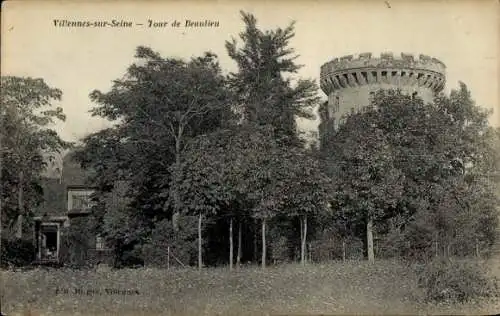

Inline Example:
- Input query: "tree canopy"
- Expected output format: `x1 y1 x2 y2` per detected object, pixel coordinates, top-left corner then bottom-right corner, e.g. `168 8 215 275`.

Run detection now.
322 86 499 260
1 76 71 237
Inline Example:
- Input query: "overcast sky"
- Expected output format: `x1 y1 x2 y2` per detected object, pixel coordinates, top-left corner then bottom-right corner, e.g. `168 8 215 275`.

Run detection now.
2 0 499 142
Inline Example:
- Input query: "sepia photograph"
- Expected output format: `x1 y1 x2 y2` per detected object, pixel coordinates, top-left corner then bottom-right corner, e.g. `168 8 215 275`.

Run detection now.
1 0 499 315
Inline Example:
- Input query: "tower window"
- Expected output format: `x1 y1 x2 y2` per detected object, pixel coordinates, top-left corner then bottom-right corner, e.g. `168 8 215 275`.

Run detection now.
328 94 335 106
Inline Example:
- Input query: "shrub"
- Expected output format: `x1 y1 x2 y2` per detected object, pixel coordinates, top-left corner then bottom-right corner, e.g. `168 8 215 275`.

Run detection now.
65 216 97 267
310 228 364 262
142 216 200 268
269 235 289 264
415 256 499 303
1 237 35 267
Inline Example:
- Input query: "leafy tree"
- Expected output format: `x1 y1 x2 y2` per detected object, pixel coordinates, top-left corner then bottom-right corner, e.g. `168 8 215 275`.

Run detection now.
271 148 333 265
179 124 332 268
177 125 272 269
323 86 499 261
1 76 71 238
327 108 405 263
76 47 233 258
378 86 498 258
226 11 319 146
221 12 325 267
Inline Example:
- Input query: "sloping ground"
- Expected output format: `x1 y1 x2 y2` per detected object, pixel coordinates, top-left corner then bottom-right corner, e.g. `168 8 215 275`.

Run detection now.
2 260 498 316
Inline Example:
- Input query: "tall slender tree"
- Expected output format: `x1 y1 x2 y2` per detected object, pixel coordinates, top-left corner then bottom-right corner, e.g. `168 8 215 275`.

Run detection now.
226 11 320 146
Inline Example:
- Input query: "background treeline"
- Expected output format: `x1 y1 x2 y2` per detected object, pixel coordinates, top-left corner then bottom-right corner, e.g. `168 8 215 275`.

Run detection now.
1 12 499 273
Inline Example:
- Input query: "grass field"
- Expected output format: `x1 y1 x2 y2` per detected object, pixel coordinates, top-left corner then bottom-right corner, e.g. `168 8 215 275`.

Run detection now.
2 260 499 316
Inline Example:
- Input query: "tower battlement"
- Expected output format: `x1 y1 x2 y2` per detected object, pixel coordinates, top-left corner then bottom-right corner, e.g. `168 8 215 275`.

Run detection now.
320 52 446 95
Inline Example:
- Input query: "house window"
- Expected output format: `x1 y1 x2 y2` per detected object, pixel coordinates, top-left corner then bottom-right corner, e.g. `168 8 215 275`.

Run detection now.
96 236 104 249
68 189 94 211
72 194 91 209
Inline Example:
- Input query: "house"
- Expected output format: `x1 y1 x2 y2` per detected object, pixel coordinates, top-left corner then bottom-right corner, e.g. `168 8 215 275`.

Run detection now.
33 151 113 267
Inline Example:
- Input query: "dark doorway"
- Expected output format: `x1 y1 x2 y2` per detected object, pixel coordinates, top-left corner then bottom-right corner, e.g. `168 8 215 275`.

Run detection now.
39 224 59 261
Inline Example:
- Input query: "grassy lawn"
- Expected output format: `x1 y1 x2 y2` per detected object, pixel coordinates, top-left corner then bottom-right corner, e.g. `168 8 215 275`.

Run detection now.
2 260 499 316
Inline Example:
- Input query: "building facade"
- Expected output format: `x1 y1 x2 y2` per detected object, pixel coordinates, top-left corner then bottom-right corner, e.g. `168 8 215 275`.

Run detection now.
318 52 446 138
33 151 113 266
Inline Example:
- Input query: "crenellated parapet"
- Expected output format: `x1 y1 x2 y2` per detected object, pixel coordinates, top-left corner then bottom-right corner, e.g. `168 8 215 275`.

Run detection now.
320 52 446 95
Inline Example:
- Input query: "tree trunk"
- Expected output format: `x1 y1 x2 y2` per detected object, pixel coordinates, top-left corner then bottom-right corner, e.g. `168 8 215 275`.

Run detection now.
299 217 303 262
172 153 181 231
167 246 170 270
16 170 24 239
172 127 184 232
301 214 308 265
253 218 258 262
198 212 203 270
367 217 374 263
229 217 233 271
237 221 242 267
261 218 266 269
342 240 346 262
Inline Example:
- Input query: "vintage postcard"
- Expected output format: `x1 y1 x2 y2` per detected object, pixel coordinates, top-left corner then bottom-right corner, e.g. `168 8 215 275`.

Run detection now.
1 0 499 315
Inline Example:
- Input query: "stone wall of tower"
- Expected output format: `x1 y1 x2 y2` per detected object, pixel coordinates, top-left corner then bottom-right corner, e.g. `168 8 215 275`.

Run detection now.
326 84 436 129
319 52 447 132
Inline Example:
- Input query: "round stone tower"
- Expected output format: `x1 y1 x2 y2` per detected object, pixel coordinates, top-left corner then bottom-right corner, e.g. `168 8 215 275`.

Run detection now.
319 52 446 131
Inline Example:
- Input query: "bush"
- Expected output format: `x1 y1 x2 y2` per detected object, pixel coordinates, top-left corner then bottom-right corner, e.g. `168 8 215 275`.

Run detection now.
1 237 35 267
65 216 97 267
269 235 289 264
310 228 364 262
142 216 200 267
416 256 499 303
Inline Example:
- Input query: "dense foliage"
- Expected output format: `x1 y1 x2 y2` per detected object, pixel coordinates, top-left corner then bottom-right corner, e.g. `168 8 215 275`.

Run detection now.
416 257 499 303
1 77 71 238
3 14 497 297
323 88 500 262
74 11 331 268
